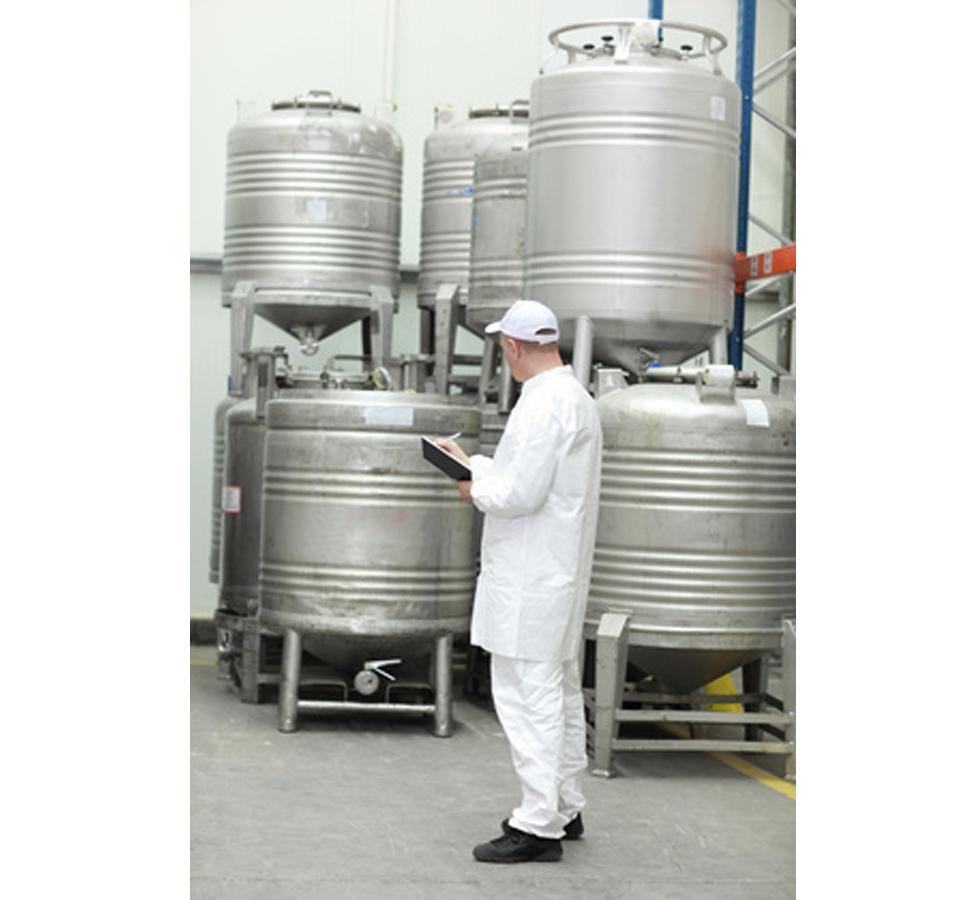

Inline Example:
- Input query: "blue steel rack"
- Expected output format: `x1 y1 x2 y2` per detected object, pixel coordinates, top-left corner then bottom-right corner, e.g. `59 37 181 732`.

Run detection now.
651 1 795 371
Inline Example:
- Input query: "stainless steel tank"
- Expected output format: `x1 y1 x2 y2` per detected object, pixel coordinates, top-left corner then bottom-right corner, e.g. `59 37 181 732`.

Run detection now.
219 368 366 616
222 91 402 349
588 369 795 693
209 392 241 584
525 20 740 372
465 137 529 334
417 104 528 341
258 391 480 640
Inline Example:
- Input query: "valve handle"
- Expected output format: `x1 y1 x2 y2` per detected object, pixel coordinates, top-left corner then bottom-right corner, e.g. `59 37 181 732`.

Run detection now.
364 658 402 682
547 19 727 74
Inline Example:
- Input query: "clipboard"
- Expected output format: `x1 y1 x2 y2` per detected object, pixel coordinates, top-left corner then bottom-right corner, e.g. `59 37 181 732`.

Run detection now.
421 437 472 481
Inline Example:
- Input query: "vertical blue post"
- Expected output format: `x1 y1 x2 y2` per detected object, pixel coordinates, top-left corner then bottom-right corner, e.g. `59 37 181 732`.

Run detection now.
729 0 756 370
648 1 664 17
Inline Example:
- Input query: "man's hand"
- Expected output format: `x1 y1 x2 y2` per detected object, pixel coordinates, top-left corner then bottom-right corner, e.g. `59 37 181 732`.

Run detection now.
436 439 470 467
455 479 473 504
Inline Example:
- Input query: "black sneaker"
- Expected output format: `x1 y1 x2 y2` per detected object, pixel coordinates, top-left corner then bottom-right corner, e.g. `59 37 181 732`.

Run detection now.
473 829 562 863
500 813 584 841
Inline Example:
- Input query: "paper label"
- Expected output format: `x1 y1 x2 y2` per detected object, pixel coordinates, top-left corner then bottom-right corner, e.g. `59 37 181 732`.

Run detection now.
364 406 414 428
710 96 727 121
222 485 242 514
739 399 770 428
305 198 333 223
763 251 773 275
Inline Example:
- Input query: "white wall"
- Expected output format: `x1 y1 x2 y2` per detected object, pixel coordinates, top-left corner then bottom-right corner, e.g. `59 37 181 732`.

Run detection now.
190 0 795 617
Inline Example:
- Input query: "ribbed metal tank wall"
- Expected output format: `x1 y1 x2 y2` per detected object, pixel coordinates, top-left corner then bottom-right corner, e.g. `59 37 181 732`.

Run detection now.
525 29 740 371
466 137 529 334
209 394 241 584
258 392 481 640
417 105 528 336
222 91 402 346
588 374 795 692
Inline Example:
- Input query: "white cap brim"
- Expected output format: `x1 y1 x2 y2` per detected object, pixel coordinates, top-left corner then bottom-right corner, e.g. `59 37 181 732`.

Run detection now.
484 321 502 334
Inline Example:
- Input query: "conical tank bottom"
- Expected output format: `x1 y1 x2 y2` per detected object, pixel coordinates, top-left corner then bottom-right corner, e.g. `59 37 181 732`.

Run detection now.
627 647 765 695
253 298 372 345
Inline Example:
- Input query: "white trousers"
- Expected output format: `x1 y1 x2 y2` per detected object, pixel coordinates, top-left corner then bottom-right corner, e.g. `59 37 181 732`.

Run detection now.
490 654 588 840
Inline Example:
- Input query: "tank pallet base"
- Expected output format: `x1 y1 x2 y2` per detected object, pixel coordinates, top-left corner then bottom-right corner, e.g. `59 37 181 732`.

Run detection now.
275 629 456 737
584 613 796 781
214 609 282 703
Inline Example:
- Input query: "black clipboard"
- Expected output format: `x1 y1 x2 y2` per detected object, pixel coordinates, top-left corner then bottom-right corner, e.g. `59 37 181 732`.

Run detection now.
421 437 472 481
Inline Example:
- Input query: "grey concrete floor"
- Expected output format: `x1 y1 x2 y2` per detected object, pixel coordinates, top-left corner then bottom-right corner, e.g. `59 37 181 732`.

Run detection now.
191 646 794 900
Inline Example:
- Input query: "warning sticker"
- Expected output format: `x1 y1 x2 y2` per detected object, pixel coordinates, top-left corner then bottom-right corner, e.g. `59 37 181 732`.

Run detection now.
222 485 242 514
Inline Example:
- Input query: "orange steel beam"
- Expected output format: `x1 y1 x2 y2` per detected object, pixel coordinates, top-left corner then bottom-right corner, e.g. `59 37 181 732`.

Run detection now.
735 243 796 292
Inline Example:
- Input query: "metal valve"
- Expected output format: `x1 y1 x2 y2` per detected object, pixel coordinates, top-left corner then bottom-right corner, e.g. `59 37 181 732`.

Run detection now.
353 658 402 696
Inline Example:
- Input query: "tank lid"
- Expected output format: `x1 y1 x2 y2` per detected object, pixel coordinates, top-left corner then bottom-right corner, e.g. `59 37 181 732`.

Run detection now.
469 102 529 120
272 91 361 113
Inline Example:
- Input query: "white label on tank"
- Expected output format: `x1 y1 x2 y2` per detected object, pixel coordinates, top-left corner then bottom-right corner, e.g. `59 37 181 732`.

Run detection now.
222 485 242 514
739 399 770 428
305 198 333 223
364 406 414 428
710 96 727 121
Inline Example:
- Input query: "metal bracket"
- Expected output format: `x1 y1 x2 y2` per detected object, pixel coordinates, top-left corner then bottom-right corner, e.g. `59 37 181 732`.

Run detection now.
368 284 395 371
229 281 257 395
433 283 460 395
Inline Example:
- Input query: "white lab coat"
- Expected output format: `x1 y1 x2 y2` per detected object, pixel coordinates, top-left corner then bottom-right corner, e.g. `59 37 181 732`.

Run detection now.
469 365 603 663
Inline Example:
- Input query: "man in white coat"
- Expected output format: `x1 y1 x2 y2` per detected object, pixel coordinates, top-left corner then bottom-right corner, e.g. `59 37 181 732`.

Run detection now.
438 299 603 864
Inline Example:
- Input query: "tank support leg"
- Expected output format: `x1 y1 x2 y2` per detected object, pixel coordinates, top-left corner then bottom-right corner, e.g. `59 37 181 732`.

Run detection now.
278 629 302 733
782 618 796 782
368 285 395 370
433 283 460 395
572 315 595 391
432 633 453 737
478 337 497 405
240 617 261 704
710 328 729 364
419 308 435 358
591 613 630 777
742 655 770 742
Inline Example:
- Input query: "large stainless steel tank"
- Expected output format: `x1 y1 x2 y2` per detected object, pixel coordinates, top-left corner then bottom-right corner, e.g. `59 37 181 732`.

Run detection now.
525 21 740 372
218 369 362 615
222 91 402 348
465 137 529 333
418 105 528 338
209 392 241 584
259 391 480 640
588 370 795 693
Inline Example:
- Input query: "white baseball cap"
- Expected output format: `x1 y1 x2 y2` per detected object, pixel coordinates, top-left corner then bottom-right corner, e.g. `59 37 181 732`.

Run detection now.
485 299 560 344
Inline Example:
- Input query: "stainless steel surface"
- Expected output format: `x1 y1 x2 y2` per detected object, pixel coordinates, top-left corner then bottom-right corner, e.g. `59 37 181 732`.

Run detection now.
278 629 302 733
209 394 241 584
525 20 740 372
222 91 402 343
417 105 529 329
432 634 453 737
710 329 728 364
218 398 268 614
219 360 318 615
572 315 594 389
465 137 529 334
259 391 480 638
588 376 795 693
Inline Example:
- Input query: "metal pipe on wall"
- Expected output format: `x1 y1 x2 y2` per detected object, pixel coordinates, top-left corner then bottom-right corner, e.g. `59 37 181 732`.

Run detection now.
728 0 758 370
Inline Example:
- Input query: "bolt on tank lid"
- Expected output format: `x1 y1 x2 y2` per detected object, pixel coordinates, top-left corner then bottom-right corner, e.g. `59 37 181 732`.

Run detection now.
468 101 529 119
272 90 361 113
